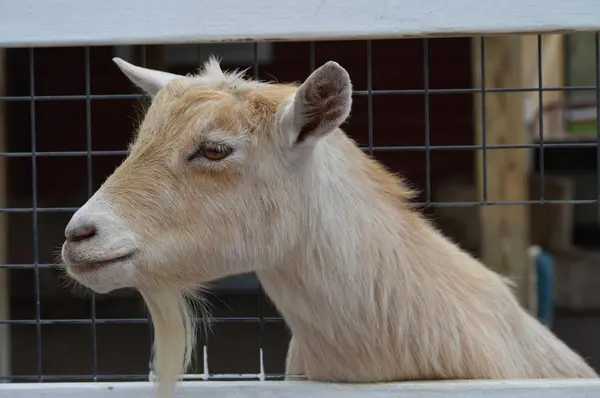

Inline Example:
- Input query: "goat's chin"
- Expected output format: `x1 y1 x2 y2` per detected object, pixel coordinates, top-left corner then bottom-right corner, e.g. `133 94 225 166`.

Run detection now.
65 259 136 294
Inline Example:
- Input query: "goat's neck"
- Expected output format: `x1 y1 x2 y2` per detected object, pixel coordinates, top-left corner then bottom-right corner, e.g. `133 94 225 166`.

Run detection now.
256 133 439 342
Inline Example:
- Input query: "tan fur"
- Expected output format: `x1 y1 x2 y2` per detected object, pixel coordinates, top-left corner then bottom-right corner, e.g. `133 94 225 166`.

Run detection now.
62 57 597 398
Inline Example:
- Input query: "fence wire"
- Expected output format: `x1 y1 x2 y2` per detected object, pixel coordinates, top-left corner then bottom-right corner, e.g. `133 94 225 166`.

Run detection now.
0 33 598 383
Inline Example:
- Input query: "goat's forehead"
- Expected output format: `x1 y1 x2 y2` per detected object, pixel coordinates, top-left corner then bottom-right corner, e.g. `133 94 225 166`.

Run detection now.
146 78 297 130
144 87 242 130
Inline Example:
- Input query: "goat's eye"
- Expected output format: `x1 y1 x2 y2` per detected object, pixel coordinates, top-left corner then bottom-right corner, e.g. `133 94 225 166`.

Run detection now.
188 144 233 162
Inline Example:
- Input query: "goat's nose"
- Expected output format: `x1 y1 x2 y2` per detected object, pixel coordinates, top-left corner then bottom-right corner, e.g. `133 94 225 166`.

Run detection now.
65 224 97 243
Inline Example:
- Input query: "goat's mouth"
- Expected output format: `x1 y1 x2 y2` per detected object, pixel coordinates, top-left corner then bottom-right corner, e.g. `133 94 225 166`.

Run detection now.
68 252 137 273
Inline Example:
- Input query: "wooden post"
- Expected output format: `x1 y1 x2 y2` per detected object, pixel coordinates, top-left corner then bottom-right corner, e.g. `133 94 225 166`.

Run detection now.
521 34 566 140
472 35 535 313
0 49 10 379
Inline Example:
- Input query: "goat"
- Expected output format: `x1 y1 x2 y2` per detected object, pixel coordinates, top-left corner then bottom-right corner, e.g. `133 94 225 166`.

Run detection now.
61 56 598 398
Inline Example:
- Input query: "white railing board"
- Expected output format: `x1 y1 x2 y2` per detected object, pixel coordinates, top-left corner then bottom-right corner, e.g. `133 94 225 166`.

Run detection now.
1 0 600 47
1 380 600 398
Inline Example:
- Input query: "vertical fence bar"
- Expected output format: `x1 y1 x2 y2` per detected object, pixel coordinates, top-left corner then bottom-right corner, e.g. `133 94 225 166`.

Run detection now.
28 48 43 382
596 33 600 207
0 49 9 383
197 44 204 66
84 46 99 381
423 38 431 204
309 42 316 72
140 45 147 68
480 37 488 203
367 40 374 156
537 34 545 201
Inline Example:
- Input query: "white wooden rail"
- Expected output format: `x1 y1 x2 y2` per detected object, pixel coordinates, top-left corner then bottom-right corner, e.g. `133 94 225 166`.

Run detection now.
1 380 600 398
0 0 600 47
1 0 600 397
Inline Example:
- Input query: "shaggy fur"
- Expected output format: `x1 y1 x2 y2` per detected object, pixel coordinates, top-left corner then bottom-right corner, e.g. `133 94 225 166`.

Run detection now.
61 56 597 398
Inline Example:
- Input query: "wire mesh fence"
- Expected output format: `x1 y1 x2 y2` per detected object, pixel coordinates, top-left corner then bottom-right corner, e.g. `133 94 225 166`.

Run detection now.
0 33 598 383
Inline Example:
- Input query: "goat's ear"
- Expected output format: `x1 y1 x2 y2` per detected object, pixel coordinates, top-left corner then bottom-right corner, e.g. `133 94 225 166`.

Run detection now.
281 61 352 146
112 57 183 98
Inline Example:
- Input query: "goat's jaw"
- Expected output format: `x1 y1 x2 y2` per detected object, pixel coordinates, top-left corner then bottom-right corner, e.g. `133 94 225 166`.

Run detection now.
62 244 138 294
61 189 140 293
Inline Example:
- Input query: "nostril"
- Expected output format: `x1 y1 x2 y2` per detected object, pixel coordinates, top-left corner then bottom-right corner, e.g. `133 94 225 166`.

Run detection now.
66 224 97 243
